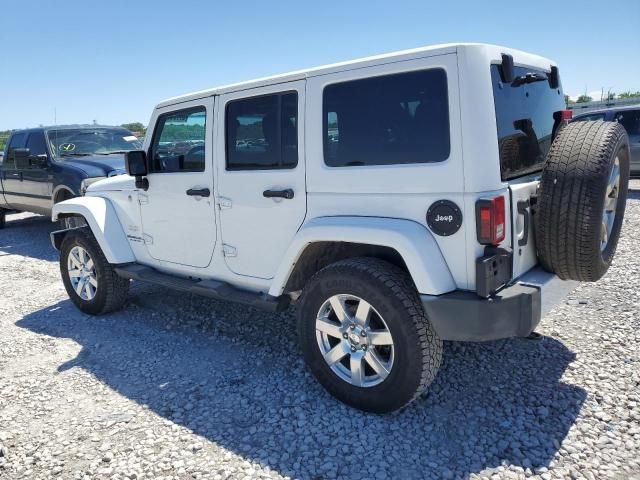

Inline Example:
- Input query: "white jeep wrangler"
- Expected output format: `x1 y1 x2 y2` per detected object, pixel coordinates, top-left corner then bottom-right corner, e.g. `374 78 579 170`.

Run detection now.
51 44 630 413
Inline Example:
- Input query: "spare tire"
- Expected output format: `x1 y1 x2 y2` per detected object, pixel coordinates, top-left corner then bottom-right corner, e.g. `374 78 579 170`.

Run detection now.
535 121 630 281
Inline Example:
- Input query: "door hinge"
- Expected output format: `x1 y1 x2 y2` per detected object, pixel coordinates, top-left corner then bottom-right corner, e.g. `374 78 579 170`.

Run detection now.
222 244 237 257
217 197 232 209
138 193 149 205
143 233 153 245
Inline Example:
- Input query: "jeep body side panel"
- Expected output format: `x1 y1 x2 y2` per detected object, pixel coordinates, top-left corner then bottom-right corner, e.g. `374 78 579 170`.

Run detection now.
304 52 471 290
269 216 456 297
51 196 135 264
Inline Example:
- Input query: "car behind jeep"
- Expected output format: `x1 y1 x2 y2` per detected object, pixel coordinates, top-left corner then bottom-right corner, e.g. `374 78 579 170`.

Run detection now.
0 125 142 228
50 44 630 412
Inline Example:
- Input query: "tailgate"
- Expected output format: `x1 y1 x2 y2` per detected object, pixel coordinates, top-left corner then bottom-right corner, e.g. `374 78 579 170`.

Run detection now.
509 178 538 279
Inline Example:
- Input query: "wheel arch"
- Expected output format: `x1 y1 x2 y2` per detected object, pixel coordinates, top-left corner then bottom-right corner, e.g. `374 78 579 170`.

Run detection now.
51 196 135 264
269 216 456 297
52 185 77 205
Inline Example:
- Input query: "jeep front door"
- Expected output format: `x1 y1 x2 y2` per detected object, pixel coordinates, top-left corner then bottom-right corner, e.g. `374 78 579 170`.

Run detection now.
216 82 306 279
139 102 216 268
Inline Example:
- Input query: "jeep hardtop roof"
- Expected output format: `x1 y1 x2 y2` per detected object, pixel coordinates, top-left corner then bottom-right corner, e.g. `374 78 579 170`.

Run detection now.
157 43 557 108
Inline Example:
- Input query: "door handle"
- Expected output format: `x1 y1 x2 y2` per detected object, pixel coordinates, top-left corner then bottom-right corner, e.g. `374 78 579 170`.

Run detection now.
186 188 211 197
263 188 294 199
517 199 530 247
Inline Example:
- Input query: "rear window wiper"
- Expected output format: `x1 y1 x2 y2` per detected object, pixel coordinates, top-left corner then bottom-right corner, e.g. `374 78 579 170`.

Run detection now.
511 72 548 87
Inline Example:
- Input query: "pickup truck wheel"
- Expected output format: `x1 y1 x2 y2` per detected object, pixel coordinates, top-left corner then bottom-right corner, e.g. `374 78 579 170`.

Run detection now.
297 257 442 413
60 228 129 315
536 121 630 281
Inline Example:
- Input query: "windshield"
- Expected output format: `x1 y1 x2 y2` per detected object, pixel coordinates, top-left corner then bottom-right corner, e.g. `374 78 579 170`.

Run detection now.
46 128 142 157
491 64 565 180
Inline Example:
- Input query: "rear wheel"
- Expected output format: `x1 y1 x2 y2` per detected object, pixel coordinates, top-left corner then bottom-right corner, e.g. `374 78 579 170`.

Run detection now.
60 228 129 315
297 257 442 413
536 121 630 281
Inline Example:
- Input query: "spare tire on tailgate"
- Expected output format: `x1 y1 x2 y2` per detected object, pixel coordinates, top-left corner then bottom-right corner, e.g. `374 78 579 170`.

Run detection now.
535 121 630 281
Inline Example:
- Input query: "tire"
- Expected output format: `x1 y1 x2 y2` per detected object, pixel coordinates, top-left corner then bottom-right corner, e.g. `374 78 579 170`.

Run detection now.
60 227 129 315
296 257 442 413
536 121 630 281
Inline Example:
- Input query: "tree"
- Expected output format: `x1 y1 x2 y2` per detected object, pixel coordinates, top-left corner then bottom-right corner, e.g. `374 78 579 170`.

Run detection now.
564 95 575 107
576 95 593 103
618 90 640 99
121 122 146 134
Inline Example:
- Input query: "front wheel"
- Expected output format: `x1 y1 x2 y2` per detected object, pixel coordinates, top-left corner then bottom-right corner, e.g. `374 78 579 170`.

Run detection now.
297 257 442 413
60 228 129 315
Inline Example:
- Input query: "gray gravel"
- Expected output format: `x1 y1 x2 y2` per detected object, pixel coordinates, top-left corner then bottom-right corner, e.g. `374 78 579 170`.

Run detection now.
1 181 639 480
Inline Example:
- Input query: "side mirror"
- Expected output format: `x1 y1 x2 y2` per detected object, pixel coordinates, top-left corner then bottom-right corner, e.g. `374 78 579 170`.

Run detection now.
125 150 149 191
13 148 30 163
125 150 148 176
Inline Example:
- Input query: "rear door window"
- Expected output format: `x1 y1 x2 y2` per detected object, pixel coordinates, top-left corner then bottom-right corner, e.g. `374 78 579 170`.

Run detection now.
491 65 565 180
226 92 298 170
614 110 640 141
574 113 606 122
4 133 26 169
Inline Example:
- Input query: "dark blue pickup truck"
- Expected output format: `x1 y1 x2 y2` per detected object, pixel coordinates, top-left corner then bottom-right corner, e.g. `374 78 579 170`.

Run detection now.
0 125 142 228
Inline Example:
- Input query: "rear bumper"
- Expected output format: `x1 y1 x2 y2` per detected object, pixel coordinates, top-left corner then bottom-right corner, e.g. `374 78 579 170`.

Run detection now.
421 267 578 342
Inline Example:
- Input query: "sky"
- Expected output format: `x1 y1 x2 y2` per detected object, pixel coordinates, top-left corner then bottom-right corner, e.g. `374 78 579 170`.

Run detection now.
1 0 638 130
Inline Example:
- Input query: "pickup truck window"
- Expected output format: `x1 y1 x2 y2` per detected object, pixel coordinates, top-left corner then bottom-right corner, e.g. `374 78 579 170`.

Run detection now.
25 132 48 163
4 133 26 168
47 128 142 158
150 108 206 173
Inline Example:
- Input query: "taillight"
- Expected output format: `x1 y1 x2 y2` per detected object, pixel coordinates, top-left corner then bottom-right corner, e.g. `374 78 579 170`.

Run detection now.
476 196 506 245
559 109 573 121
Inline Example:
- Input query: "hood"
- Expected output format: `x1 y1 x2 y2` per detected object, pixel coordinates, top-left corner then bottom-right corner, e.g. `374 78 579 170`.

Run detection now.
86 174 135 193
59 154 126 177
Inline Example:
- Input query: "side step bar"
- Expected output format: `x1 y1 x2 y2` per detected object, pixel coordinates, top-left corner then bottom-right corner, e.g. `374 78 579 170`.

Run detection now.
114 264 290 313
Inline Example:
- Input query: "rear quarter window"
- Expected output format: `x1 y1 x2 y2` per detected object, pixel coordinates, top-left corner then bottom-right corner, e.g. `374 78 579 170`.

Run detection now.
491 65 565 180
323 68 450 167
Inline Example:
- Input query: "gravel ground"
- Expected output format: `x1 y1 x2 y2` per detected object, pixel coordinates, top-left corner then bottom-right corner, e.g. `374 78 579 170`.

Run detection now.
0 181 639 480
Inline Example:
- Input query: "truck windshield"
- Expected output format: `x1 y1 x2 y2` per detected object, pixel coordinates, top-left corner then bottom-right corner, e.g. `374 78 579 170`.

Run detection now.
47 128 142 157
491 65 565 180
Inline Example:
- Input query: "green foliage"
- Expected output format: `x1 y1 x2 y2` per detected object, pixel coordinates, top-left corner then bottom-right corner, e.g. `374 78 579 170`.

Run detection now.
159 124 204 142
576 95 593 104
618 90 640 99
0 130 11 152
564 95 575 107
121 122 146 134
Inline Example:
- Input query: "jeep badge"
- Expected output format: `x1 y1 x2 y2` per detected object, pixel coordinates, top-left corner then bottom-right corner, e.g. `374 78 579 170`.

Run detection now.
426 200 463 236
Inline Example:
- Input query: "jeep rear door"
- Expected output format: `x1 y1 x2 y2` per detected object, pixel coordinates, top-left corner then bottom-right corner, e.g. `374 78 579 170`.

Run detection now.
490 63 566 278
215 81 307 279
